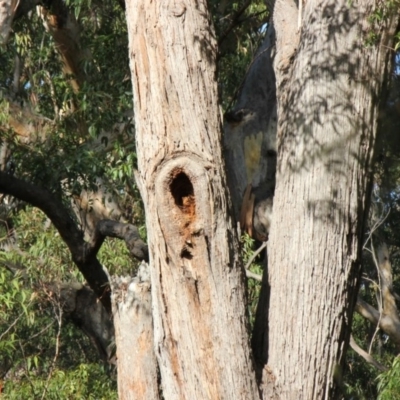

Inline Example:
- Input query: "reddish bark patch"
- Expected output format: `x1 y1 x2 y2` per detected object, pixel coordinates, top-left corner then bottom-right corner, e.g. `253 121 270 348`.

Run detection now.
169 170 196 257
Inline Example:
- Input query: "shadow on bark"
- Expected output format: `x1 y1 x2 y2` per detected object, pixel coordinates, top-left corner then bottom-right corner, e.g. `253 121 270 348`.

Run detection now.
251 250 271 383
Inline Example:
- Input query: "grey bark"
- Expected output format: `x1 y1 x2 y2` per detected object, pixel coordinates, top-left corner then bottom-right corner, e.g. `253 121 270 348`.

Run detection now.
349 335 387 372
262 1 400 398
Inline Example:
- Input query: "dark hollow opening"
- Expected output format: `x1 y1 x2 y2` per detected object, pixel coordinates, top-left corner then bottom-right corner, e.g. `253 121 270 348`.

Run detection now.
170 172 194 207
180 248 193 259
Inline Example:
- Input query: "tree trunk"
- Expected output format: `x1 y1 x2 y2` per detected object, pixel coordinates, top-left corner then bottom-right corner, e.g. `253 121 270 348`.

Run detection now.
125 1 258 399
111 264 159 400
262 1 400 398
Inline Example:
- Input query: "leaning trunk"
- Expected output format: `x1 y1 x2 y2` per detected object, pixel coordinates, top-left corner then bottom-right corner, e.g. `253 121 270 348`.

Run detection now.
125 1 259 398
263 1 399 398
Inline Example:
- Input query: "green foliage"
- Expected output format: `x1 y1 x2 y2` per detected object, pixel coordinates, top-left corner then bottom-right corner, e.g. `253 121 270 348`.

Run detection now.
1 1 142 395
210 0 268 110
0 207 118 398
343 314 381 399
0 267 35 365
11 208 80 282
395 31 400 51
365 0 400 46
1 1 134 199
377 357 400 400
342 47 400 396
241 233 263 326
98 237 138 276
3 363 117 400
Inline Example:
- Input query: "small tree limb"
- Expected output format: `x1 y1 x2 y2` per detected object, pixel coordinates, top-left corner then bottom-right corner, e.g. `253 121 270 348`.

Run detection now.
349 335 388 372
95 219 148 261
356 297 400 347
245 241 267 270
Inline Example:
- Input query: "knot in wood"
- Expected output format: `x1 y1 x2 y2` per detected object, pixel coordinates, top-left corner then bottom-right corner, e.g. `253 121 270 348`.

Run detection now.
170 3 186 17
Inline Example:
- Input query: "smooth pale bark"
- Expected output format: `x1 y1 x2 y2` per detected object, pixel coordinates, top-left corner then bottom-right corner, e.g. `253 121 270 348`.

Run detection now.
112 265 159 400
125 1 258 399
263 1 400 398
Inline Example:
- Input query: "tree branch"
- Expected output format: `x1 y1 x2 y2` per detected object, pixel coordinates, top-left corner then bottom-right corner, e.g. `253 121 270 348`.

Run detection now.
357 241 400 349
218 0 252 46
349 335 388 371
244 241 266 282
89 219 148 262
355 297 380 324
46 282 115 363
0 171 112 311
356 296 400 347
38 1 86 93
0 171 150 312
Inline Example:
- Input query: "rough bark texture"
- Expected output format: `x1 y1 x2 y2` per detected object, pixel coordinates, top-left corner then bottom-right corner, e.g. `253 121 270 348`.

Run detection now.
112 264 159 400
268 0 300 92
263 1 400 399
93 219 148 261
125 1 259 398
